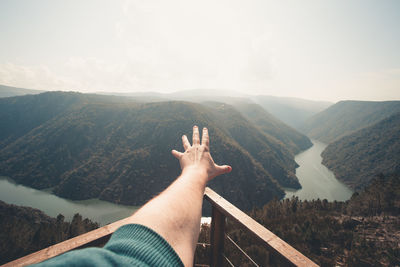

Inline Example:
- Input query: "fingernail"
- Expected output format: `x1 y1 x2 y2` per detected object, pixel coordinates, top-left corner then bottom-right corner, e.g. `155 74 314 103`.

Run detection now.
194 125 198 128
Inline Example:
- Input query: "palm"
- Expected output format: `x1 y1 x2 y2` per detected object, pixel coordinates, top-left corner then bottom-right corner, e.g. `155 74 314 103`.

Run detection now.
172 126 232 181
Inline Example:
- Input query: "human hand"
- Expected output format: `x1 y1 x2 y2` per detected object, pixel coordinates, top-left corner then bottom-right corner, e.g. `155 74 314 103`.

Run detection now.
172 126 232 182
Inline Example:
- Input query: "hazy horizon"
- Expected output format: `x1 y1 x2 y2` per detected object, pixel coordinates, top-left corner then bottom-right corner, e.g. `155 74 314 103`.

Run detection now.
1 0 399 102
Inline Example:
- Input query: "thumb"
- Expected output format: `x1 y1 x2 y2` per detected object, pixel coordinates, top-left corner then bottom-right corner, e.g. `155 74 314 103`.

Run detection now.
171 150 183 159
215 164 232 176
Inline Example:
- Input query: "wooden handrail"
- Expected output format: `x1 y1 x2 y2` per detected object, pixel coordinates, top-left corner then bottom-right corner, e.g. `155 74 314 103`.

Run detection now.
3 187 318 267
205 187 318 267
2 217 133 267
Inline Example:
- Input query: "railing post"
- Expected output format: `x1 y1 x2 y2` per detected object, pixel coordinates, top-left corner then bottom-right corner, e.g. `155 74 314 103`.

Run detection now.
210 206 225 267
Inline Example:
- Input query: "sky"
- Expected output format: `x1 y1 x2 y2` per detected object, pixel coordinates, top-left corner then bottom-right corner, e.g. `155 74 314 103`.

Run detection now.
0 0 399 102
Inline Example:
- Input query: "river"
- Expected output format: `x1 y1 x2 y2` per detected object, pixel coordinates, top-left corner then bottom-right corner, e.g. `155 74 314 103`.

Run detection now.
284 139 353 201
0 139 352 226
0 177 138 226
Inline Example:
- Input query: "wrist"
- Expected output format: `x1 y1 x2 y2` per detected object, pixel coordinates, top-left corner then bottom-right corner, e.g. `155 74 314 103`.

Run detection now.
181 166 209 184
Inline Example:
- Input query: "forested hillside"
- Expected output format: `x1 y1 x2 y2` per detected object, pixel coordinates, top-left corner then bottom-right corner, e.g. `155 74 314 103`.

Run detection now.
321 112 400 190
301 100 400 143
233 102 312 154
0 92 310 211
202 102 301 189
196 173 400 266
0 201 98 265
0 92 136 149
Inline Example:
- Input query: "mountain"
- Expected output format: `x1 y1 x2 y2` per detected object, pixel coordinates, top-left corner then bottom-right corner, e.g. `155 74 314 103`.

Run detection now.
0 92 137 149
0 200 98 265
233 102 312 155
0 84 44 98
201 102 303 189
97 90 332 131
301 100 400 143
321 112 400 190
250 95 332 130
96 89 252 105
0 92 310 211
97 90 313 155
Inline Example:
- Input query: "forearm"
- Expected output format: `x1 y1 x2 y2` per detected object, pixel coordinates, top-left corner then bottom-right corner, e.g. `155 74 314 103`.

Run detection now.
125 126 231 266
128 168 208 266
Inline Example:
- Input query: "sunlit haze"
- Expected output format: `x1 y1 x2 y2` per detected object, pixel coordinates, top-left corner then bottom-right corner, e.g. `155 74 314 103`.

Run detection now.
0 0 399 101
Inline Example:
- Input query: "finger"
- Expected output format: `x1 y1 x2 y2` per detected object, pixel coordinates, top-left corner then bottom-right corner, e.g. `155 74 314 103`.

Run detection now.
182 135 191 150
192 125 200 145
171 149 183 159
201 127 209 148
215 164 232 176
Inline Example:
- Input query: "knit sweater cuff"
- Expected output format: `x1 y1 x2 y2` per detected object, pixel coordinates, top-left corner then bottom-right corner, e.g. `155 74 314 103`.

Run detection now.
104 224 184 267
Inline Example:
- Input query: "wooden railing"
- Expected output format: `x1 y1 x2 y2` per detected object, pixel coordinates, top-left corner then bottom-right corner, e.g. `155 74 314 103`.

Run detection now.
2 187 318 267
204 187 318 267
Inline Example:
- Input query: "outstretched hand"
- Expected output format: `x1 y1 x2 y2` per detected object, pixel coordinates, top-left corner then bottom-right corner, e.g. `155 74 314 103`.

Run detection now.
172 126 232 182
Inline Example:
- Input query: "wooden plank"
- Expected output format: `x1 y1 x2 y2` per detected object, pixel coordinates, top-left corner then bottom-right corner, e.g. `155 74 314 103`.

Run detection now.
204 187 319 267
2 217 133 267
210 206 225 267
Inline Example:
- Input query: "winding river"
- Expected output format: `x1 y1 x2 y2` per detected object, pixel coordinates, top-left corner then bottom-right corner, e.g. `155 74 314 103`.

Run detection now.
284 139 353 201
0 139 353 226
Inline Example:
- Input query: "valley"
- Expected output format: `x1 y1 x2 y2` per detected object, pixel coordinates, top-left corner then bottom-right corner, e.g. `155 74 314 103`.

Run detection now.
0 88 399 266
1 2 399 265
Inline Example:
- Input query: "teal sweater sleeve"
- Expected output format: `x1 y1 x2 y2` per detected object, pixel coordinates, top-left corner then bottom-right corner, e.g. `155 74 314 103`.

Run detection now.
33 224 184 267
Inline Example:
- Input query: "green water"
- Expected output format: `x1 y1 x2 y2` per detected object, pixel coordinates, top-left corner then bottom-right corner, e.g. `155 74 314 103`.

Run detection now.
285 140 353 201
0 177 138 226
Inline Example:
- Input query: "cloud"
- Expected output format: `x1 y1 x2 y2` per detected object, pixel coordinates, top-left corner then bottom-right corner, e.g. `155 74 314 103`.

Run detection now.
1 0 398 101
112 0 274 92
0 60 131 92
0 57 185 93
0 63 75 91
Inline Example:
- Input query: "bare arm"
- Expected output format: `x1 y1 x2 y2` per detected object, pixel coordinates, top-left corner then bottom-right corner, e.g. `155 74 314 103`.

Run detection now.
127 126 231 266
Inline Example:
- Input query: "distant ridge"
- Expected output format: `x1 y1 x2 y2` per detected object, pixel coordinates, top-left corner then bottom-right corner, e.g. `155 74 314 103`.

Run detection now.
96 89 332 130
301 100 400 143
250 95 332 130
0 84 45 98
